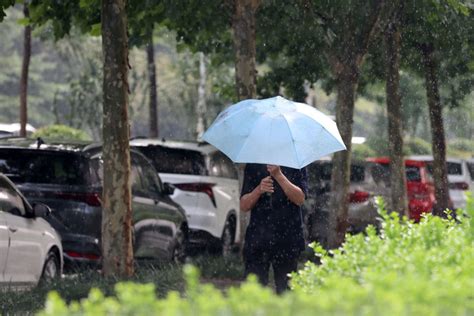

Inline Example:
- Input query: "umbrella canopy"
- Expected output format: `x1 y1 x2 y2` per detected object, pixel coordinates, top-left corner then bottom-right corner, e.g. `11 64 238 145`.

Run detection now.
202 96 346 169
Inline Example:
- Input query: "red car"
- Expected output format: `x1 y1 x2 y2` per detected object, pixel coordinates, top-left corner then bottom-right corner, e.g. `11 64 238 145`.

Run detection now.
367 157 436 222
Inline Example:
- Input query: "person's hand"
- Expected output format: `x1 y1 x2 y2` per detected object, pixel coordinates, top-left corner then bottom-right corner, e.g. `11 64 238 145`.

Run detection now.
267 164 283 178
259 176 274 194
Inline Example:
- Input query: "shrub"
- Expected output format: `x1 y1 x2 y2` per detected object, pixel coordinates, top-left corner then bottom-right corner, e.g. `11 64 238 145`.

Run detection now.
405 137 432 155
39 198 474 316
32 124 92 141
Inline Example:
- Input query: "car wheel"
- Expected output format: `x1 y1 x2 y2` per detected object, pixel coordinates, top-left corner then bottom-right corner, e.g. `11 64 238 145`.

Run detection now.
221 220 235 258
172 227 187 264
40 251 60 284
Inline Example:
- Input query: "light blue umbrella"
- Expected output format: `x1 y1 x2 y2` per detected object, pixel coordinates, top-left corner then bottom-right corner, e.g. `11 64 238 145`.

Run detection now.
202 96 346 169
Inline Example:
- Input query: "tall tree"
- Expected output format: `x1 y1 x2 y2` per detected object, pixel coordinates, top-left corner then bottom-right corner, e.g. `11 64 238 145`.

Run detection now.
196 52 207 140
308 1 389 248
402 0 473 215
233 0 260 100
146 30 159 138
101 0 133 277
19 2 31 137
384 1 408 217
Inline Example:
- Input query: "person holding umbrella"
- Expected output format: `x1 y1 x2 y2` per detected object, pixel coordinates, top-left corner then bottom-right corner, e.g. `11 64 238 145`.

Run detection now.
240 163 307 293
203 96 346 293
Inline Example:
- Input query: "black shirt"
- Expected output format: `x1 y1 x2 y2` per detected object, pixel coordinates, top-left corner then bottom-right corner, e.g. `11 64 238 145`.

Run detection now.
241 164 308 259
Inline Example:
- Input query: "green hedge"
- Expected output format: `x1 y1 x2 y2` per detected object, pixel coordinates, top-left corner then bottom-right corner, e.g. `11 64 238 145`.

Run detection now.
39 198 474 316
32 124 92 141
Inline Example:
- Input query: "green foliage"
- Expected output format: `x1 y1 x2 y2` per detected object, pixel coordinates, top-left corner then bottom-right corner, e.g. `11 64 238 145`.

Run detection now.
405 137 432 155
292 197 474 315
352 143 376 160
0 264 185 315
32 124 91 141
38 199 474 315
448 137 474 153
0 0 14 22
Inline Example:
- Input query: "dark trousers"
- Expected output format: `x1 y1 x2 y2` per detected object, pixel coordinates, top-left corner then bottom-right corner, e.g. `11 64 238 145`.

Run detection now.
244 250 299 294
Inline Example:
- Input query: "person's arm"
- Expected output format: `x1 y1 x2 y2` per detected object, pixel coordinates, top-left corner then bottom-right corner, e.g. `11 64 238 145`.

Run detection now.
267 165 305 206
240 176 273 212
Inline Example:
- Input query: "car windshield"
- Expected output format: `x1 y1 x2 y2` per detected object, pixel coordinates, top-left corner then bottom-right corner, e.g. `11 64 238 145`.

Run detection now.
0 149 94 185
371 163 421 183
136 146 207 176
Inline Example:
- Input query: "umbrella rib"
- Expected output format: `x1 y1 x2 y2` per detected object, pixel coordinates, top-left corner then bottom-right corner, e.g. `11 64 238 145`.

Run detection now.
281 113 300 169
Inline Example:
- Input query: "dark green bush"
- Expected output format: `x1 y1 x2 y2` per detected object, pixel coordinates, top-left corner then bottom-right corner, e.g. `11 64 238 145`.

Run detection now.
32 124 92 141
38 197 474 315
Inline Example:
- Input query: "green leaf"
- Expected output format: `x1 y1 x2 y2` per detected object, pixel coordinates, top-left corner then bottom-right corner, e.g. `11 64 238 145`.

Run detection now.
89 23 101 36
16 17 30 26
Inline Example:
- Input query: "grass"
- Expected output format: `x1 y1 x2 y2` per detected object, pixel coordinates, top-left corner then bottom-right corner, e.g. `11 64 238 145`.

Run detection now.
0 255 246 315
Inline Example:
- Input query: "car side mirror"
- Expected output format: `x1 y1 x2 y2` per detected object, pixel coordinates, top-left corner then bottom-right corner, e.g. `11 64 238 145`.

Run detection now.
33 203 51 218
163 183 175 196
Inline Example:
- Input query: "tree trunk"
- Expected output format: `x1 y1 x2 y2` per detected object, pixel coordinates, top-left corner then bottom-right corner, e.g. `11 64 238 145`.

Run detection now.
232 0 259 101
385 17 408 217
101 0 133 278
421 44 450 215
232 0 260 248
327 67 357 249
19 3 31 138
147 30 159 138
196 52 207 140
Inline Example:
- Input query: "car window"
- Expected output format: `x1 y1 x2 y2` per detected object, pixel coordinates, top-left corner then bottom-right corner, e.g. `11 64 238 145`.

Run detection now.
209 153 238 179
467 162 474 179
0 150 93 185
307 162 366 183
426 162 463 176
370 163 421 183
135 155 162 195
351 164 365 182
0 177 26 216
406 166 422 182
136 146 207 176
369 164 390 186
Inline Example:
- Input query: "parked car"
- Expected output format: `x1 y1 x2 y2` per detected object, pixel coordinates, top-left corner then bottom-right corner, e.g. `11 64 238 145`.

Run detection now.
131 139 240 256
408 155 473 210
367 157 436 221
303 158 381 248
0 173 63 288
0 138 188 270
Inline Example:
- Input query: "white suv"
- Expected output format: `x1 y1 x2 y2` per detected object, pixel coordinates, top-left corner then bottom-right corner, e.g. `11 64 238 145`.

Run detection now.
131 139 240 256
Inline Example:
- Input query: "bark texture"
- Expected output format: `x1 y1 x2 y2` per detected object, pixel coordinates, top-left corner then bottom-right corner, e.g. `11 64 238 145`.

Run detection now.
196 52 207 140
385 16 408 217
232 0 260 247
19 3 31 138
421 44 450 215
327 68 357 248
101 0 133 277
232 0 259 100
147 31 158 138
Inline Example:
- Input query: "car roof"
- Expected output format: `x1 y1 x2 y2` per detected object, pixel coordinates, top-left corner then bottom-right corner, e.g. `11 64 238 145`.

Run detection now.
366 156 428 167
0 137 105 157
130 138 218 155
407 155 464 164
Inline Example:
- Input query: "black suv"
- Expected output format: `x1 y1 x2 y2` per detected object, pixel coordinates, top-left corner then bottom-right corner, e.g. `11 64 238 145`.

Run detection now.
0 138 188 270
